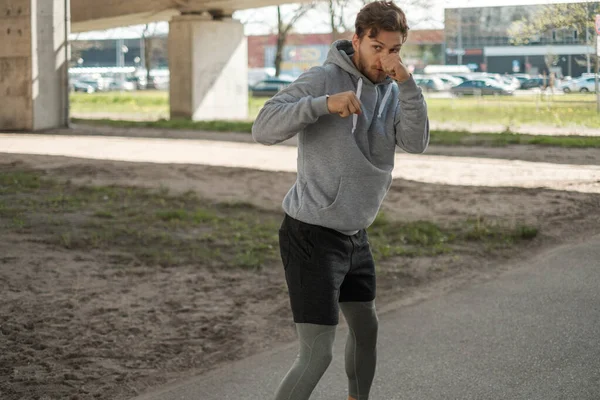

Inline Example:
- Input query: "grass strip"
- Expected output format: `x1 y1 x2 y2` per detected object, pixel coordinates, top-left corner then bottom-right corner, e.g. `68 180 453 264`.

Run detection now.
1 170 538 270
70 118 600 148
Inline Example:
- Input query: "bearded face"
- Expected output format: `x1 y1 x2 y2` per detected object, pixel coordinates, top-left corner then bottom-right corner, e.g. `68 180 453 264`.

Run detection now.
352 29 403 84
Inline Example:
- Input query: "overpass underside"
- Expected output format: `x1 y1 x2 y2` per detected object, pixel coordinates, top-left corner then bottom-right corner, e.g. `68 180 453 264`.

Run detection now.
1 0 298 130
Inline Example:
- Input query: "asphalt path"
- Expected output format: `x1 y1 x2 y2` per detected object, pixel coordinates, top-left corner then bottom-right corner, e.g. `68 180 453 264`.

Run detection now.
131 234 600 400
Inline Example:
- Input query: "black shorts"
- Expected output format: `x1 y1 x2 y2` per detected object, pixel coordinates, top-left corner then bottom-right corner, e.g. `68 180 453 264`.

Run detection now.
278 214 376 326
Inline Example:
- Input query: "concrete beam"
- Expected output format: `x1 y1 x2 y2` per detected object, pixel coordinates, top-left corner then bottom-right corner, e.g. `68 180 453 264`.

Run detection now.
71 0 314 32
0 0 69 131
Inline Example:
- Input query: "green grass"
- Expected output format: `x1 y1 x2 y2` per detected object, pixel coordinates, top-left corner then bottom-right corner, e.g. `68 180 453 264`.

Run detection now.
368 212 537 259
427 93 600 128
70 91 169 117
0 169 539 270
70 91 600 128
70 91 600 148
428 130 600 148
70 91 265 121
71 117 255 133
70 117 600 148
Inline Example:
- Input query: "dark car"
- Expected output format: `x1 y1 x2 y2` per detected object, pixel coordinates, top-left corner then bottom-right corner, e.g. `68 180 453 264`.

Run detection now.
450 79 513 96
250 78 294 97
520 77 547 90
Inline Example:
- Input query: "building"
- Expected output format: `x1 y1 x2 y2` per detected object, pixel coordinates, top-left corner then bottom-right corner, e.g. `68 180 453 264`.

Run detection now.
71 28 444 78
69 26 168 69
248 29 444 77
444 2 598 77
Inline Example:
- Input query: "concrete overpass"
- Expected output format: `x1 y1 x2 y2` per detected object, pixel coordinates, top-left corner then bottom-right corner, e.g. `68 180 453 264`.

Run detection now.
1 0 304 131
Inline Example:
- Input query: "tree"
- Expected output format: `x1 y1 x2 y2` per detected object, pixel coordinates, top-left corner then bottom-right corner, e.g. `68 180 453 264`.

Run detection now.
508 2 600 46
544 52 559 70
575 54 600 70
274 3 316 76
142 24 157 89
508 2 600 73
327 0 352 42
324 0 438 43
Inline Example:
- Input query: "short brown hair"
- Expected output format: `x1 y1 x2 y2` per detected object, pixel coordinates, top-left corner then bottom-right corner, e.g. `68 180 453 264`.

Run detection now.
355 1 409 43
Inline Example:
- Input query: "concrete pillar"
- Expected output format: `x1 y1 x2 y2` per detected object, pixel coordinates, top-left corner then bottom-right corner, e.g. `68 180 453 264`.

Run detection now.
169 15 248 121
0 0 70 131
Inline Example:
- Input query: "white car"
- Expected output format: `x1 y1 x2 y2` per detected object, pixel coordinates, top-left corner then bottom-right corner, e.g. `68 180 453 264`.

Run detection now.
561 76 597 93
414 76 446 92
434 74 463 88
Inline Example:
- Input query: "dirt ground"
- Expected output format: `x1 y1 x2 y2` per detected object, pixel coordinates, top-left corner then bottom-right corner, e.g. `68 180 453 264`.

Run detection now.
1 149 600 400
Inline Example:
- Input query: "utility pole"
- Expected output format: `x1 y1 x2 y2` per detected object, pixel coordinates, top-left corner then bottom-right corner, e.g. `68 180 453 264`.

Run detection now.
596 15 600 113
596 34 599 113
457 8 463 65
587 2 591 74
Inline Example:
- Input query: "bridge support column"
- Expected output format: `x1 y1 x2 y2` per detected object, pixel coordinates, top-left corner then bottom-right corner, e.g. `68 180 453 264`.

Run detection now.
169 15 248 121
0 0 70 131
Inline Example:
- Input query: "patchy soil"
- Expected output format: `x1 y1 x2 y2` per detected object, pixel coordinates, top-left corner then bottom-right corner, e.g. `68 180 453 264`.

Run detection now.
1 152 600 400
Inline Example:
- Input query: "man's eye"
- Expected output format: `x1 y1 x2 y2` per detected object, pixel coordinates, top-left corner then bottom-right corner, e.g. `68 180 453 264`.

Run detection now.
374 46 382 50
392 49 400 53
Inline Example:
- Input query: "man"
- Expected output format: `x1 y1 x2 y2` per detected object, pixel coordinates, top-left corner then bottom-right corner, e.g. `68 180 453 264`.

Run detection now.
252 2 429 399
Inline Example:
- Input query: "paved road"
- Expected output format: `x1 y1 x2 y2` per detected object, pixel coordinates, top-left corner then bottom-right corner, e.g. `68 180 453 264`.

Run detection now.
1 134 599 194
132 234 600 400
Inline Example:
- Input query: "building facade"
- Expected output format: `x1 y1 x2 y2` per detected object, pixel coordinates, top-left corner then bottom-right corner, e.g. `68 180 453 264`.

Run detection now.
248 30 444 77
444 2 599 77
70 28 444 78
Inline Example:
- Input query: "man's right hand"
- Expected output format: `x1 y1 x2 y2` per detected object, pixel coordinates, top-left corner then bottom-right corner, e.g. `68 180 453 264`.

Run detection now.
326 91 362 118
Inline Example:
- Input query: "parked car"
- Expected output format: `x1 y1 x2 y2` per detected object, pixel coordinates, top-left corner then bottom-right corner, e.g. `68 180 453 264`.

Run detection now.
435 74 463 88
560 76 597 93
107 78 136 91
501 76 521 90
250 78 294 97
520 77 548 90
415 76 446 92
70 79 98 93
450 79 514 96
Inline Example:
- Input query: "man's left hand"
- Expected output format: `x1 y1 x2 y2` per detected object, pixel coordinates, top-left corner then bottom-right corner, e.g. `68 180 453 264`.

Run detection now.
381 53 411 83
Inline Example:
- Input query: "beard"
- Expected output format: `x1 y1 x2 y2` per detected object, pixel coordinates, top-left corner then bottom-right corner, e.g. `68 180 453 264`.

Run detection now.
354 48 387 84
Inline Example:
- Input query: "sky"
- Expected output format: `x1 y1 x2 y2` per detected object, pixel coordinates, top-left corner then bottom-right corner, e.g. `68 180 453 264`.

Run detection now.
234 0 592 35
70 0 594 40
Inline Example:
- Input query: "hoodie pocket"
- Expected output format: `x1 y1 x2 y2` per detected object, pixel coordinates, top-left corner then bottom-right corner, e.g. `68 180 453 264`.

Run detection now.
317 173 392 230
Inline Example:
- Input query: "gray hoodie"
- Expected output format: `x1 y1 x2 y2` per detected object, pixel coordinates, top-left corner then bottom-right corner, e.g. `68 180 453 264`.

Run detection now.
252 40 429 235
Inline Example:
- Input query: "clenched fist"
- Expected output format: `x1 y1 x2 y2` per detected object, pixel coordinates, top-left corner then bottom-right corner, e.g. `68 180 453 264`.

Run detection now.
380 53 411 83
326 91 362 118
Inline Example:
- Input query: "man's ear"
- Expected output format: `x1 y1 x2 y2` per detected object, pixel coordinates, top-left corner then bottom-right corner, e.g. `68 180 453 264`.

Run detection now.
352 33 360 52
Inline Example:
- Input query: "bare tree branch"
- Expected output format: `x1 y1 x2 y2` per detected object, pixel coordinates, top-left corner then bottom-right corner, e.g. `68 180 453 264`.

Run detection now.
274 2 317 76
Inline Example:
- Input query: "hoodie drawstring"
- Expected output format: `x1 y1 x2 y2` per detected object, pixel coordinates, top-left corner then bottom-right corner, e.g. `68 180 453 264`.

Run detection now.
351 78 394 134
352 78 363 134
378 84 394 118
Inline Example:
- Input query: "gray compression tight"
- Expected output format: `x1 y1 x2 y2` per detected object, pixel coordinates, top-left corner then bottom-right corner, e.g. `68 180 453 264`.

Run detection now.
274 301 378 400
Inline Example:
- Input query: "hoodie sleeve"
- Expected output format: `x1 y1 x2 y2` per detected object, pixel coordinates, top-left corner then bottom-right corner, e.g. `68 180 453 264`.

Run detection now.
393 77 430 154
252 66 331 146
